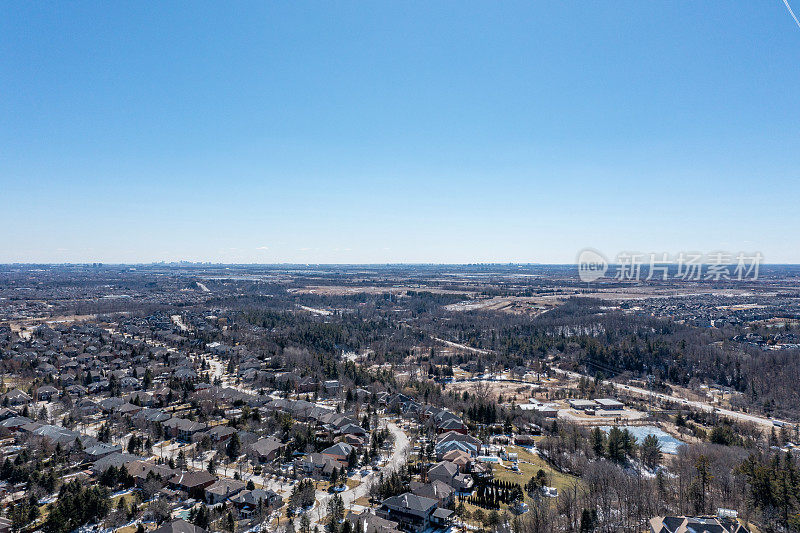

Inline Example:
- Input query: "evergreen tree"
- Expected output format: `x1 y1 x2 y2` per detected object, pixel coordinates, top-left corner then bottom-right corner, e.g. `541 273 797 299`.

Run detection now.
226 432 242 460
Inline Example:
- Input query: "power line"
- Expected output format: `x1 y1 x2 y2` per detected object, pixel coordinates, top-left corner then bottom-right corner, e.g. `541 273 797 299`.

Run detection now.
784 0 800 30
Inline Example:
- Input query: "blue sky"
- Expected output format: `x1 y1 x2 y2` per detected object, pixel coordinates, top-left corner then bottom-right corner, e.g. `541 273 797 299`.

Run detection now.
2 2 799 264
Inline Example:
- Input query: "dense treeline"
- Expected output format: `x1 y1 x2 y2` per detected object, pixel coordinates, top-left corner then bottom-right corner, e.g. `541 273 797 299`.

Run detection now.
737 451 800 531
513 417 757 532
414 297 800 417
43 480 111 533
466 480 524 509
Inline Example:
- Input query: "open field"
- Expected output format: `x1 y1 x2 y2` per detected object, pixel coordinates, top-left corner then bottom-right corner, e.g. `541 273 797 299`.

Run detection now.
578 286 769 301
444 296 562 315
448 380 541 403
292 285 477 296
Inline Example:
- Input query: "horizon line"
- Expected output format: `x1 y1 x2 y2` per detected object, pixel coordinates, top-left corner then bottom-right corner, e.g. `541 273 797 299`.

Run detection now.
2 262 800 267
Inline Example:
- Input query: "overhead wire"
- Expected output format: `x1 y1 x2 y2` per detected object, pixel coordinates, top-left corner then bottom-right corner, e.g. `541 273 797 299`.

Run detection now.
783 0 800 30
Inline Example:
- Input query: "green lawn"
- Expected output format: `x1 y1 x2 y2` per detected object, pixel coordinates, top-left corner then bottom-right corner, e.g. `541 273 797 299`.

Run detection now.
455 447 580 525
491 445 577 495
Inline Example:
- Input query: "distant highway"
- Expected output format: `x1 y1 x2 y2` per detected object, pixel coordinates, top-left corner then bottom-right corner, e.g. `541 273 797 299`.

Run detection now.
549 367 790 429
429 335 790 429
196 282 211 293
431 336 492 355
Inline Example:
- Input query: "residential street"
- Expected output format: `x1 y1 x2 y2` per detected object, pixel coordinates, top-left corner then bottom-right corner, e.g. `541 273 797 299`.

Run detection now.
309 421 409 529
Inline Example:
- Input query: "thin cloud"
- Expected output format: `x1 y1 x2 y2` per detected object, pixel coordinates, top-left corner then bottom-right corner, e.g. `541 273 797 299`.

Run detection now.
255 246 269 250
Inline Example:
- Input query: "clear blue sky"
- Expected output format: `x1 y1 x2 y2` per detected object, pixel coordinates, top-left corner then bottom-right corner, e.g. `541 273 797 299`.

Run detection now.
2 2 799 264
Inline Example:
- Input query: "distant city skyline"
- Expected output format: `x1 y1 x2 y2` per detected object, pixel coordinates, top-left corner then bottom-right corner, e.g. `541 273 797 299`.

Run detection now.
2 3 799 264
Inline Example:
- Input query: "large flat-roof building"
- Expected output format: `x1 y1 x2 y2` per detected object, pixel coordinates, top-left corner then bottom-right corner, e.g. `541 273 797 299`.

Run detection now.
595 398 624 410
568 399 597 411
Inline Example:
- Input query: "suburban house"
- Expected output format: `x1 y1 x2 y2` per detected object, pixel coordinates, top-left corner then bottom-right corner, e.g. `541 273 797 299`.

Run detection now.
321 442 355 465
339 423 368 439
133 408 171 425
205 478 245 505
0 416 31 431
436 418 467 434
169 470 217 499
1 389 31 406
441 450 472 471
125 391 154 406
152 519 207 533
323 380 341 395
84 443 122 462
377 493 452 532
409 480 455 507
116 403 143 417
650 516 751 533
435 431 481 458
295 453 343 478
162 418 207 442
427 460 474 491
202 425 236 443
125 460 180 487
249 437 286 463
91 452 141 474
347 509 403 533
35 385 60 401
230 489 284 518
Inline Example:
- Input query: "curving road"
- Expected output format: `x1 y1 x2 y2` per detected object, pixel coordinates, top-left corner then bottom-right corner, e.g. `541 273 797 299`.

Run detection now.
309 421 409 529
